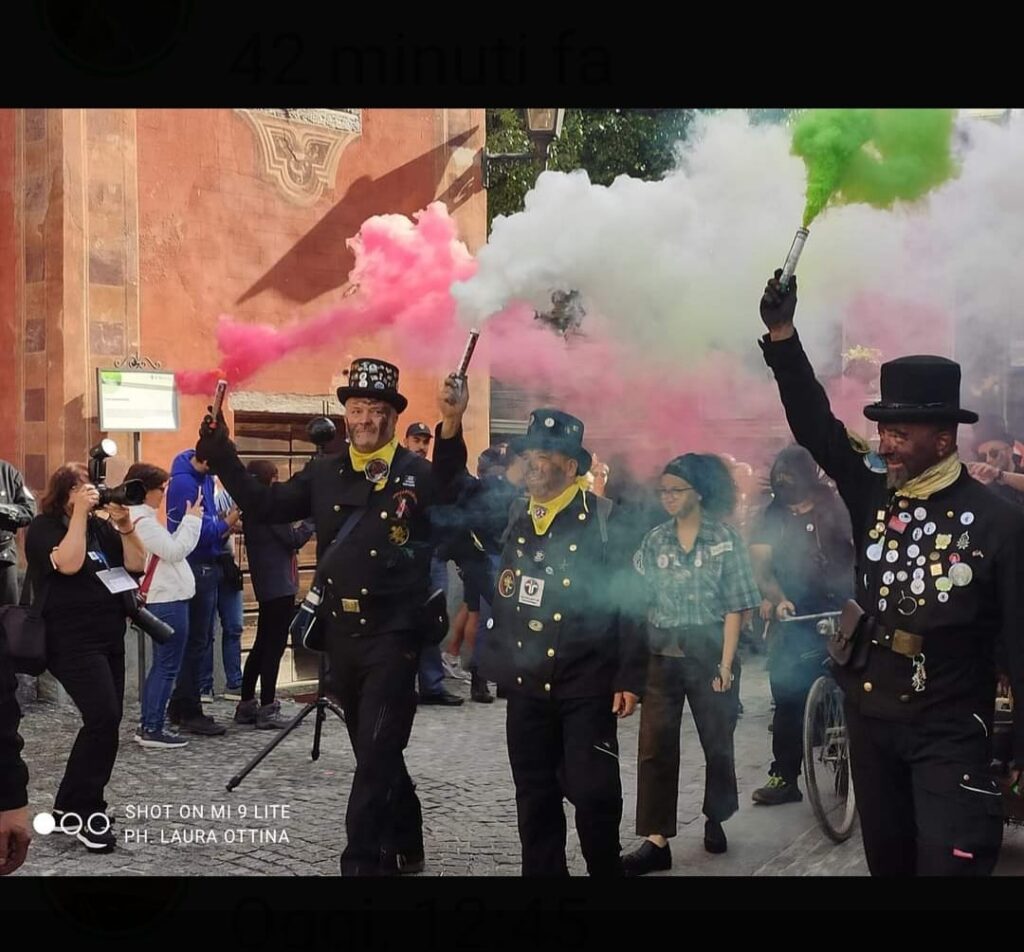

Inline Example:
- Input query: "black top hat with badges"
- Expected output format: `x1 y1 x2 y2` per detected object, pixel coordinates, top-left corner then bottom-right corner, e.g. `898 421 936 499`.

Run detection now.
336 358 408 413
510 408 592 475
863 355 978 424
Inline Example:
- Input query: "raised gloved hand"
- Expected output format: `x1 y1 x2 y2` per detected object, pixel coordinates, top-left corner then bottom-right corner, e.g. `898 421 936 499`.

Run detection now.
195 407 235 468
760 269 798 333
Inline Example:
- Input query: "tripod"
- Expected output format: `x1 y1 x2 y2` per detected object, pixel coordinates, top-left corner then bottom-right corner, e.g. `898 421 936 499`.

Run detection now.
226 414 347 793
226 648 346 792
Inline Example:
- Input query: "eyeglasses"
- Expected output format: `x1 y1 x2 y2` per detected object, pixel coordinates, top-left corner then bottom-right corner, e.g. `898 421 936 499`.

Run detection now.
980 448 1006 460
658 488 696 498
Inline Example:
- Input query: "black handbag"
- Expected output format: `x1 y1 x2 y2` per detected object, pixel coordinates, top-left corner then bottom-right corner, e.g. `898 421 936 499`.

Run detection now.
0 574 49 676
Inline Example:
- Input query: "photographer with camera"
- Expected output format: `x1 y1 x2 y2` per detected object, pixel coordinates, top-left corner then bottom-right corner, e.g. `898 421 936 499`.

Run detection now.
24 461 147 853
124 462 203 750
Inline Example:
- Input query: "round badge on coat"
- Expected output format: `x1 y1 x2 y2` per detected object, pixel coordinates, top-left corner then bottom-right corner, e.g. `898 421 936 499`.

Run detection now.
938 591 949 603
935 576 953 592
949 562 973 587
878 598 887 611
885 550 899 563
896 571 908 582
910 579 925 595
960 512 975 526
656 554 670 569
907 545 920 559
898 512 912 524
914 507 927 521
867 543 883 562
924 522 936 535
912 528 923 542
883 571 895 585
364 458 390 483
498 570 517 598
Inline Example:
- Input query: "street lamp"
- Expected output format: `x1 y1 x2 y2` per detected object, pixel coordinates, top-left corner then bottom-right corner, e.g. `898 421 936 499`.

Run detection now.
482 108 566 189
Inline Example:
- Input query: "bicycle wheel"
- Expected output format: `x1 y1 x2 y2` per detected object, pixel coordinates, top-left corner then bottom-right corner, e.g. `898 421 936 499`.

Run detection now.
802 675 857 842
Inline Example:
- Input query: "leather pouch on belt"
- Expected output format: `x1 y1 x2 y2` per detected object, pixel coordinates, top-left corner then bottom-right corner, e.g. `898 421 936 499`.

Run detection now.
827 599 866 668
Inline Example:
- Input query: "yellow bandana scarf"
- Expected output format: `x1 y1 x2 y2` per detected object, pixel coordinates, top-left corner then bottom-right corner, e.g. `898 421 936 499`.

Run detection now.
529 477 590 535
349 438 398 492
894 452 961 500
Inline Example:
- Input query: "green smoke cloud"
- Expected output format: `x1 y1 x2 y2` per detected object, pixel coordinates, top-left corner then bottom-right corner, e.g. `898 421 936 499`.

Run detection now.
792 109 958 226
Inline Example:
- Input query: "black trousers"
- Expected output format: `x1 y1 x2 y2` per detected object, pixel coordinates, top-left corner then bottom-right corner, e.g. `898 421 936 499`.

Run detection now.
0 562 18 606
636 654 741 835
47 623 126 817
242 595 294 705
768 622 827 783
845 704 1004 876
505 693 624 877
328 629 422 876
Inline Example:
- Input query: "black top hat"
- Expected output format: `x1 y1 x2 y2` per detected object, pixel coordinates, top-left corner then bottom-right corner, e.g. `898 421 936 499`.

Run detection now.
405 422 432 439
510 409 592 475
863 355 978 424
336 358 408 413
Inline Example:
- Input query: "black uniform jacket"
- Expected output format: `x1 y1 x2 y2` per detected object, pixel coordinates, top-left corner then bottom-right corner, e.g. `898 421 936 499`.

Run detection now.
211 437 460 637
433 427 647 701
761 331 1024 760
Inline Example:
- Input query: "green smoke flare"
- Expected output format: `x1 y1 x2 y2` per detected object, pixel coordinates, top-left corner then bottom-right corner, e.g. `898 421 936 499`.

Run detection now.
792 109 958 226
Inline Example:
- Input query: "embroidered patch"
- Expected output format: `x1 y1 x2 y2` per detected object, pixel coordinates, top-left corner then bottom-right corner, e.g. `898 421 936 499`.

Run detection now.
498 569 516 598
402 475 416 488
518 576 545 607
388 522 410 547
708 541 733 557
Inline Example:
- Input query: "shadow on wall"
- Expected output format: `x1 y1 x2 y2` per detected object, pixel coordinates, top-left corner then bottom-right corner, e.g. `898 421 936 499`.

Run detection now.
237 126 479 307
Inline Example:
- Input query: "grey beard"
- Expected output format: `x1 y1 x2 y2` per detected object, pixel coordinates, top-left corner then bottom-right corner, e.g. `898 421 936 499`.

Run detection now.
886 468 909 491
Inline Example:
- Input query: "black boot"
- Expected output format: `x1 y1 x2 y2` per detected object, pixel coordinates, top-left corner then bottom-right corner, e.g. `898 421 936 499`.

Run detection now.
470 671 494 703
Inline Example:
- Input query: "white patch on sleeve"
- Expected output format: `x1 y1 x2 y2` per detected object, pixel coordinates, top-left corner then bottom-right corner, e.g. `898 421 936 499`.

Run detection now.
709 541 734 557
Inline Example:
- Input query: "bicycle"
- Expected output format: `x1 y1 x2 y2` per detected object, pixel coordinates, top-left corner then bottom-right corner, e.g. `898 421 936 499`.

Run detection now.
765 610 858 842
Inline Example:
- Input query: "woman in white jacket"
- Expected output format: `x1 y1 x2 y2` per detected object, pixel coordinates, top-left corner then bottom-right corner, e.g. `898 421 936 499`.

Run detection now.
125 462 203 749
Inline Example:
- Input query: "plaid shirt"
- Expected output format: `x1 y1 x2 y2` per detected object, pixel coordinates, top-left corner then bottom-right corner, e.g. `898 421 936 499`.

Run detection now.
634 516 761 628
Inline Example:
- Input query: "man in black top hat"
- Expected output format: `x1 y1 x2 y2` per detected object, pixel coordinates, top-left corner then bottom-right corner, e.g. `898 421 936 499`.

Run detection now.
195 358 466 876
433 399 646 876
759 271 1024 876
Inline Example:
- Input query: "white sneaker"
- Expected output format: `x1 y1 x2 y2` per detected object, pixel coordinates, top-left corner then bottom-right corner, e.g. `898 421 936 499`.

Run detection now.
441 652 471 682
200 692 217 704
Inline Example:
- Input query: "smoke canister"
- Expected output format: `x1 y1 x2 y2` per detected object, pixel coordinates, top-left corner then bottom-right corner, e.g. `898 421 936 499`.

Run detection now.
779 227 809 290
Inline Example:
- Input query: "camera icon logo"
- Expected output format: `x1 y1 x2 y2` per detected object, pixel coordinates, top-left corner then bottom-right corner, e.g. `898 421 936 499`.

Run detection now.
33 810 112 836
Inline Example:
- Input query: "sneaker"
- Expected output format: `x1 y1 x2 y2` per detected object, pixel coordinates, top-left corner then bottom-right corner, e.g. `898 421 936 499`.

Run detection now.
751 774 803 805
704 818 727 854
441 652 472 682
134 728 189 749
234 698 258 725
179 714 227 736
223 685 243 701
200 692 217 704
76 826 117 853
621 840 672 876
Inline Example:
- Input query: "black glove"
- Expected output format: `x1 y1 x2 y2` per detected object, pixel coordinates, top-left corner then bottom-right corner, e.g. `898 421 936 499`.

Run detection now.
0 504 24 530
195 407 234 467
759 269 798 331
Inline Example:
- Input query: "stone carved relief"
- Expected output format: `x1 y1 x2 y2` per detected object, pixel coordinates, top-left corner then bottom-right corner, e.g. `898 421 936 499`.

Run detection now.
235 109 361 206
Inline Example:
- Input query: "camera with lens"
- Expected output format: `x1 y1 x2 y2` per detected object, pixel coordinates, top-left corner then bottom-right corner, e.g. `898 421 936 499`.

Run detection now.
122 591 174 645
89 439 146 507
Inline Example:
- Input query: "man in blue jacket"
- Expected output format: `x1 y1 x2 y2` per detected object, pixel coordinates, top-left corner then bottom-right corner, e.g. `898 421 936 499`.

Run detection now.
165 449 240 735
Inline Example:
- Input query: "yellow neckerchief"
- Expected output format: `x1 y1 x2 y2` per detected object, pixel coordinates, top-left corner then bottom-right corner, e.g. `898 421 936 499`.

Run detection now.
529 477 590 535
349 438 398 492
894 452 961 500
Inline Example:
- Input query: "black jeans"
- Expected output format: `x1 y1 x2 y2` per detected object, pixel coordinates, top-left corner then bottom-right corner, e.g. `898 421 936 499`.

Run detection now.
328 629 422 876
47 621 126 817
242 595 294 706
768 622 827 783
505 693 624 877
845 704 1004 876
636 654 741 835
